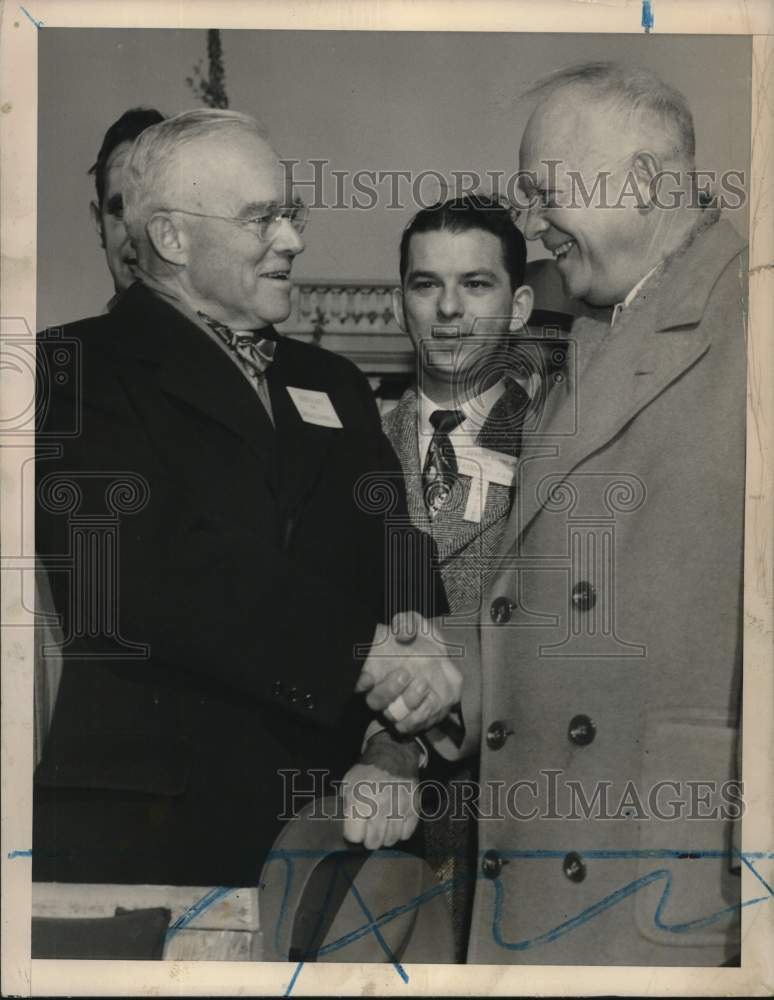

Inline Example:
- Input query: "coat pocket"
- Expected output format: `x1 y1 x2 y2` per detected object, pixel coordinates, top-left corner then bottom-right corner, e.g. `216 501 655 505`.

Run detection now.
634 710 741 951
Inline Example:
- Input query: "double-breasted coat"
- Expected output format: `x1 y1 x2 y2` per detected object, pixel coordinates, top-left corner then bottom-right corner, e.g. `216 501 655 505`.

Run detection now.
462 216 746 965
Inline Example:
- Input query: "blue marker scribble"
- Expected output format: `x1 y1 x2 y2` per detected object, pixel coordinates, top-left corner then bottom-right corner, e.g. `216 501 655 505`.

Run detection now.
266 848 408 986
10 843 771 970
270 853 296 957
284 959 304 996
164 885 232 941
19 5 43 29
735 848 774 897
314 876 452 959
265 847 773 963
489 867 767 951
341 869 408 982
641 0 654 33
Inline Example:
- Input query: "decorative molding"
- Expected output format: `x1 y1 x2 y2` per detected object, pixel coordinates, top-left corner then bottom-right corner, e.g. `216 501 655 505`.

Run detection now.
279 278 415 373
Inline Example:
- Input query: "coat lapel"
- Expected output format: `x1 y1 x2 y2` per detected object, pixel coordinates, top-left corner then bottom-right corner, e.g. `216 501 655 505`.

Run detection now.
113 284 276 472
266 343 339 520
434 381 527 560
506 218 746 546
383 387 432 533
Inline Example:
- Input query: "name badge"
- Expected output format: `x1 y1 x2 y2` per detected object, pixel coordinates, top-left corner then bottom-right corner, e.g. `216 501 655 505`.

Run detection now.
286 387 343 429
457 447 518 523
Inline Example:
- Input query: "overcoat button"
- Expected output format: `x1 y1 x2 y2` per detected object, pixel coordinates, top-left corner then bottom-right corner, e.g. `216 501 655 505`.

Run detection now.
289 686 299 702
490 597 514 624
304 693 315 710
562 852 587 882
571 581 596 611
272 680 283 697
568 714 596 746
486 721 511 751
481 849 506 879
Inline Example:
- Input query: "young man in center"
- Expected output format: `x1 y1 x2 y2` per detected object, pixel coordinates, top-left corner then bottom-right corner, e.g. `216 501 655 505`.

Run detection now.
346 195 543 961
386 194 537 615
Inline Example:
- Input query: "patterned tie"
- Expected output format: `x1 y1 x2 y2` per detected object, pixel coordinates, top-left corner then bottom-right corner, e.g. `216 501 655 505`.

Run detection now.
197 311 277 379
422 409 466 516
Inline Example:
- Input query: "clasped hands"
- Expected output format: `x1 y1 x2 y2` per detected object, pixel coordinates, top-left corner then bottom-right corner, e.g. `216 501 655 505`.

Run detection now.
341 611 462 848
354 610 462 734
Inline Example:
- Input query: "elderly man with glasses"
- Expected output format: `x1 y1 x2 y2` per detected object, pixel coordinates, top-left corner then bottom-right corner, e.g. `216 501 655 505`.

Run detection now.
34 109 454 889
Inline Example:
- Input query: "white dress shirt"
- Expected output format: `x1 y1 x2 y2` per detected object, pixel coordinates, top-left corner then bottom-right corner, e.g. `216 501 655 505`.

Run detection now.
611 264 659 327
417 372 539 467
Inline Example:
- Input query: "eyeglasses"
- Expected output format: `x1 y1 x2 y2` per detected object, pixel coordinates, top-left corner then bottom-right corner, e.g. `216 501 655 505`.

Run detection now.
162 198 309 242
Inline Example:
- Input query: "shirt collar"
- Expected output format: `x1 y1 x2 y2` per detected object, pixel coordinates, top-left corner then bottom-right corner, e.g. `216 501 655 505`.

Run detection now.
135 272 267 340
417 377 512 440
611 264 659 327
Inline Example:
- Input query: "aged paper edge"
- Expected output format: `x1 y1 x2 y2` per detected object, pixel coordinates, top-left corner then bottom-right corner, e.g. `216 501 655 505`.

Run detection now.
1 0 771 995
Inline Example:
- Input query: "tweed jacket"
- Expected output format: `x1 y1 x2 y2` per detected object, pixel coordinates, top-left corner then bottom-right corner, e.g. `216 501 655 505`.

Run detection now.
460 216 747 965
383 376 550 615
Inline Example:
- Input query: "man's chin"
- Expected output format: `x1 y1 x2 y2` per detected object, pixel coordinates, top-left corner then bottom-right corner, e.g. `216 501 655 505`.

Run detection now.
247 307 292 329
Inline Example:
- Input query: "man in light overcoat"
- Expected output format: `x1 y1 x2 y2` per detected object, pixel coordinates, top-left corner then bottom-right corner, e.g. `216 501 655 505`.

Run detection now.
351 62 746 967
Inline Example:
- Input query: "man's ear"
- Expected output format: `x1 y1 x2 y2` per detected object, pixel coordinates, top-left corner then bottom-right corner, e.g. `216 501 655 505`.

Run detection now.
89 201 105 249
391 286 407 333
146 211 188 266
509 284 534 333
631 150 663 211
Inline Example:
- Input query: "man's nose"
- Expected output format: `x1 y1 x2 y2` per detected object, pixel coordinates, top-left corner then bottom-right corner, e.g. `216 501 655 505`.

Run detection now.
272 218 305 256
437 287 463 319
521 203 550 242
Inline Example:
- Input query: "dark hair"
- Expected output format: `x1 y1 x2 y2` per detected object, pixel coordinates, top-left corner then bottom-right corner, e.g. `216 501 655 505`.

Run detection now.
399 194 527 290
88 107 165 206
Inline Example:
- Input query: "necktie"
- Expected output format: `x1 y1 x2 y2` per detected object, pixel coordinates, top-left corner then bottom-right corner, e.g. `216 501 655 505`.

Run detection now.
422 409 466 516
197 312 277 379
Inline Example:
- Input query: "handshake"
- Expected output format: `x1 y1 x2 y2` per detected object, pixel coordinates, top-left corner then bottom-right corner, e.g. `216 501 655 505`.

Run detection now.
342 611 467 849
355 610 463 735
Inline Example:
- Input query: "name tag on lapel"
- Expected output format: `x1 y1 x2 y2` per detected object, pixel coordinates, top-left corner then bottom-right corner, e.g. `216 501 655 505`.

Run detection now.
286 386 343 428
457 448 518 522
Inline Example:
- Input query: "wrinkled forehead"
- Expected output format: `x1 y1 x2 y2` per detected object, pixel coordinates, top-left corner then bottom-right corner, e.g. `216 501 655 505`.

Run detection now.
165 131 285 213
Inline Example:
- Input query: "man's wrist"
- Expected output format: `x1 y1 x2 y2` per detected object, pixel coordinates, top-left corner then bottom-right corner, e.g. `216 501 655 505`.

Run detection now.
362 728 425 777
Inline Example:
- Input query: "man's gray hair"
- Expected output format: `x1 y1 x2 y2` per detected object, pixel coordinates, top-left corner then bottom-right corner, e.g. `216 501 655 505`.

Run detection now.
123 108 270 241
524 62 695 166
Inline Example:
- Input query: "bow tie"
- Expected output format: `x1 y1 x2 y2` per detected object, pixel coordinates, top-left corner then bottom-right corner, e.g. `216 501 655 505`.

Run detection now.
197 311 277 378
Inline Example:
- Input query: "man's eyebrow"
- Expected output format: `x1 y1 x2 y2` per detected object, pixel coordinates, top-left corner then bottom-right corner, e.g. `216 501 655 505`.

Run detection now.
460 269 500 280
239 200 277 218
406 269 441 282
406 269 502 282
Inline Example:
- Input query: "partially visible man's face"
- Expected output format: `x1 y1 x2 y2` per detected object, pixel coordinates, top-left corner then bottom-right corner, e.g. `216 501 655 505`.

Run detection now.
91 140 137 294
519 92 652 307
396 228 524 391
171 131 304 329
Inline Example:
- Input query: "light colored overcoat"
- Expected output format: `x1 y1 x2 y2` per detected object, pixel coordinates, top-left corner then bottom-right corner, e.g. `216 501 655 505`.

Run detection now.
464 216 746 965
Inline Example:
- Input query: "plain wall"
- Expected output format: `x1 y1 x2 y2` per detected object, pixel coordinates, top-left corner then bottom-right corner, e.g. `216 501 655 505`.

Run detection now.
38 29 752 329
